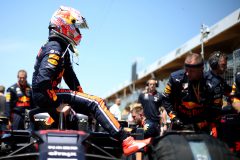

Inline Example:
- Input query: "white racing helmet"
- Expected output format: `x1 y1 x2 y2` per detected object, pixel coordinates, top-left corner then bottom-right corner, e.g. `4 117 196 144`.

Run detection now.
49 6 88 48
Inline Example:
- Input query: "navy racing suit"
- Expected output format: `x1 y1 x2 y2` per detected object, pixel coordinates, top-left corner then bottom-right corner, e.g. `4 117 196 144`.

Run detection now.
204 70 232 138
6 83 33 130
204 70 232 121
162 69 210 131
32 35 126 139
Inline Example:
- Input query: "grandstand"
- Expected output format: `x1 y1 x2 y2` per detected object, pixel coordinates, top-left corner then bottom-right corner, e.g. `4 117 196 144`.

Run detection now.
104 8 240 109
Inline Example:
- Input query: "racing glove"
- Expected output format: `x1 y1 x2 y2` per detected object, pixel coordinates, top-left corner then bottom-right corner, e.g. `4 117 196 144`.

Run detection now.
77 86 84 93
171 117 183 130
171 117 183 126
47 89 57 101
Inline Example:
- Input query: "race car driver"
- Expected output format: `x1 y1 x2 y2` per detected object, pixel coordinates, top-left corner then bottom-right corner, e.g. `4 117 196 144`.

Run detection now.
31 6 150 156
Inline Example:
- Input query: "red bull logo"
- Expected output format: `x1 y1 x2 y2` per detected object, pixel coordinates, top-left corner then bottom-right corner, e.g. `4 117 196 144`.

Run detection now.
182 101 202 109
179 102 205 117
18 96 30 102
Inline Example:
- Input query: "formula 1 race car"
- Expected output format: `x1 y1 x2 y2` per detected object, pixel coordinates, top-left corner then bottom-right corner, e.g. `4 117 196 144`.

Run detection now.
0 106 142 160
1 105 239 160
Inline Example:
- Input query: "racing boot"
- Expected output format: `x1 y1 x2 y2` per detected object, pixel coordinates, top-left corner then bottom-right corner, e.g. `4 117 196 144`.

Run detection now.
122 136 151 156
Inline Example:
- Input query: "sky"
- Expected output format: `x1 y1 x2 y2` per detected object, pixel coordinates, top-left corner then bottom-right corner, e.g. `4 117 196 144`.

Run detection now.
0 0 239 98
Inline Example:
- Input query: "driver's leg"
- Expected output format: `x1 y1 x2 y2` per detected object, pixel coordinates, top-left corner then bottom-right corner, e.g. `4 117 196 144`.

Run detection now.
56 90 151 156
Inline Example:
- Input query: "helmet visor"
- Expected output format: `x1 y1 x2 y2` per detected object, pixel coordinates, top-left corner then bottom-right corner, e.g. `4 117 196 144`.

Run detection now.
74 17 88 29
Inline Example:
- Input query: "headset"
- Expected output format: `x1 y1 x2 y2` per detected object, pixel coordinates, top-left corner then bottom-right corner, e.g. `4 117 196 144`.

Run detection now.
208 51 224 70
146 78 159 87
